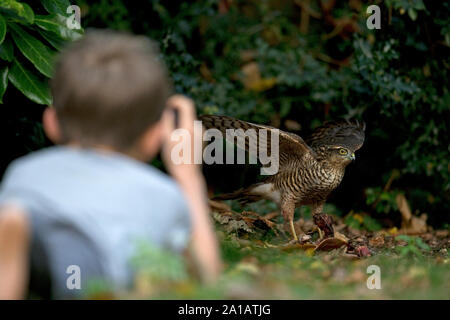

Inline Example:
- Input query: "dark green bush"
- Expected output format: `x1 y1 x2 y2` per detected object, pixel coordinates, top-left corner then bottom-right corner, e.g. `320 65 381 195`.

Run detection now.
0 0 83 104
1 0 448 226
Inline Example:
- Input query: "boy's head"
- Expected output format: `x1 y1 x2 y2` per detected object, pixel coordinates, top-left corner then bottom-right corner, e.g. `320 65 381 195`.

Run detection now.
47 30 171 154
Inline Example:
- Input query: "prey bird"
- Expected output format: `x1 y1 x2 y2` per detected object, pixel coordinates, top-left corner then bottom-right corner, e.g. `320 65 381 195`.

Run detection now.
200 115 365 242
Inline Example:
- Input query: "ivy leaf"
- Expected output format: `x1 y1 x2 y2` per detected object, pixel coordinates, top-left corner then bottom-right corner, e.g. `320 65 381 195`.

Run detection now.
8 59 51 105
41 0 71 17
0 0 34 24
9 23 55 77
35 14 83 41
0 14 6 44
0 65 8 103
0 37 13 61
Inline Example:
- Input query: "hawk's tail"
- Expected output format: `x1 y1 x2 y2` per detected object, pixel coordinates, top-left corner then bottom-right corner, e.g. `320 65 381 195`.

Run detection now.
212 182 268 205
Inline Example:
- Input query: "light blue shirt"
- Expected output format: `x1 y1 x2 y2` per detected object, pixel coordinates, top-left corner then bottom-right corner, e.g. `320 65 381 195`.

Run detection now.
0 146 190 298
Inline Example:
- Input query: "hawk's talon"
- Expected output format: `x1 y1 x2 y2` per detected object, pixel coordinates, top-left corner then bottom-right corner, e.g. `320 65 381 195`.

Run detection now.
317 227 324 240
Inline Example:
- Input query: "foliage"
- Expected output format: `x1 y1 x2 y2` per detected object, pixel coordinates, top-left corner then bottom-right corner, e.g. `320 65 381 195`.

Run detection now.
344 212 383 231
78 0 449 225
127 235 449 299
395 234 430 257
365 187 400 214
130 240 188 282
0 0 83 104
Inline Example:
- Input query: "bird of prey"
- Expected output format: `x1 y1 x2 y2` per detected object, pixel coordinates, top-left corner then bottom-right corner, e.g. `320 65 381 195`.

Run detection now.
200 115 365 242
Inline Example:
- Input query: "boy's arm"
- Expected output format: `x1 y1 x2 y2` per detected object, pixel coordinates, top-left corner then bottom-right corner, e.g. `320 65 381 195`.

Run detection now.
162 95 222 283
0 204 30 299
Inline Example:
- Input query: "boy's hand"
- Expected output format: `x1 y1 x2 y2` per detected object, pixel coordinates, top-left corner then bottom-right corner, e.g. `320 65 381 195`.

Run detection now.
161 95 222 283
162 94 202 182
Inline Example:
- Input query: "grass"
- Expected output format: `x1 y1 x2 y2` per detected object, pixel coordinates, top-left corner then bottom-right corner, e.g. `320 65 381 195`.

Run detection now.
86 200 449 300
122 231 449 300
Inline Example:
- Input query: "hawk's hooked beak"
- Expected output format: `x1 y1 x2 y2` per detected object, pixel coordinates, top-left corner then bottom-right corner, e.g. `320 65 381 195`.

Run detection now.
349 152 356 161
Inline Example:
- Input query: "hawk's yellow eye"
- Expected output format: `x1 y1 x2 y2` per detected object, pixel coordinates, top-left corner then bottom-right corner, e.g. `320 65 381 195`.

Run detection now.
339 148 348 155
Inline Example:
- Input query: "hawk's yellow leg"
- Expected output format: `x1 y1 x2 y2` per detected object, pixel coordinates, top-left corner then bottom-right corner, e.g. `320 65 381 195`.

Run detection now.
289 219 298 241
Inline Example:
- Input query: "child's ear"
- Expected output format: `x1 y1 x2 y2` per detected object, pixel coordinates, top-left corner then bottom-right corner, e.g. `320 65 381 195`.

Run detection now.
138 118 165 161
43 107 62 144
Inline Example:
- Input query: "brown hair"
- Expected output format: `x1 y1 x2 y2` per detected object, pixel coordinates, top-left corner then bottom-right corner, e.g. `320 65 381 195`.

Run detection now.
51 30 171 150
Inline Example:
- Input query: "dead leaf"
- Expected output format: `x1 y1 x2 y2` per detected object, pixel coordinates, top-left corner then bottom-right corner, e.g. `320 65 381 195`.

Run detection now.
436 230 449 238
284 119 301 131
300 234 312 243
240 62 277 92
314 237 347 252
241 211 279 235
396 193 412 221
200 63 215 82
281 242 316 251
240 49 257 63
212 211 233 224
334 231 349 244
235 261 260 275
369 234 385 248
212 211 253 233
396 194 428 234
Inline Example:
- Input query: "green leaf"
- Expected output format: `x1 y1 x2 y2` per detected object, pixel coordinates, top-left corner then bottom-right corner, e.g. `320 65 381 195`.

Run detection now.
0 37 13 61
362 215 382 231
8 59 51 105
0 65 8 103
396 235 411 242
0 15 6 44
9 23 55 77
41 0 71 16
35 14 83 41
408 8 418 21
0 1 34 24
38 29 66 51
415 238 430 251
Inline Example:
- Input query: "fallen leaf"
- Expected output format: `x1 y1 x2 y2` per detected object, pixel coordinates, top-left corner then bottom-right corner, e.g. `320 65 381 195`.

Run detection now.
334 231 349 244
240 62 277 92
436 230 449 238
396 194 428 234
369 234 385 248
284 119 301 131
388 227 398 235
235 262 260 275
241 211 279 235
396 193 412 221
315 237 347 252
212 211 253 233
280 242 316 251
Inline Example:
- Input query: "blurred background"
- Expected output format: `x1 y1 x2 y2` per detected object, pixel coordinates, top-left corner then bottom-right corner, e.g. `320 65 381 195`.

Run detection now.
1 0 448 229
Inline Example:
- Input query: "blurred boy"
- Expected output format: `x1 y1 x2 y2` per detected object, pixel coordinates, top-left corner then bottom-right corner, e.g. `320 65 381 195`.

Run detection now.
0 30 221 299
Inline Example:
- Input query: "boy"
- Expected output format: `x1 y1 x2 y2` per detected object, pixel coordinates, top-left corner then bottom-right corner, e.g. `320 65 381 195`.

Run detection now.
0 30 222 299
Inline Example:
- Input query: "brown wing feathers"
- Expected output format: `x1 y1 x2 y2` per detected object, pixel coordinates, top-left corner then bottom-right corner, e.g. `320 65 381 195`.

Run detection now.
199 115 313 164
306 120 365 151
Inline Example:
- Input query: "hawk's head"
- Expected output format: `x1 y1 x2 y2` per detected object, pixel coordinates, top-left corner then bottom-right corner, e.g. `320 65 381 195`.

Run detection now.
324 145 356 167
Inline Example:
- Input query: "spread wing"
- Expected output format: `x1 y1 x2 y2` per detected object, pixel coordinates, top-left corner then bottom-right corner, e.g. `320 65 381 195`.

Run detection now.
199 115 314 166
306 119 365 152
